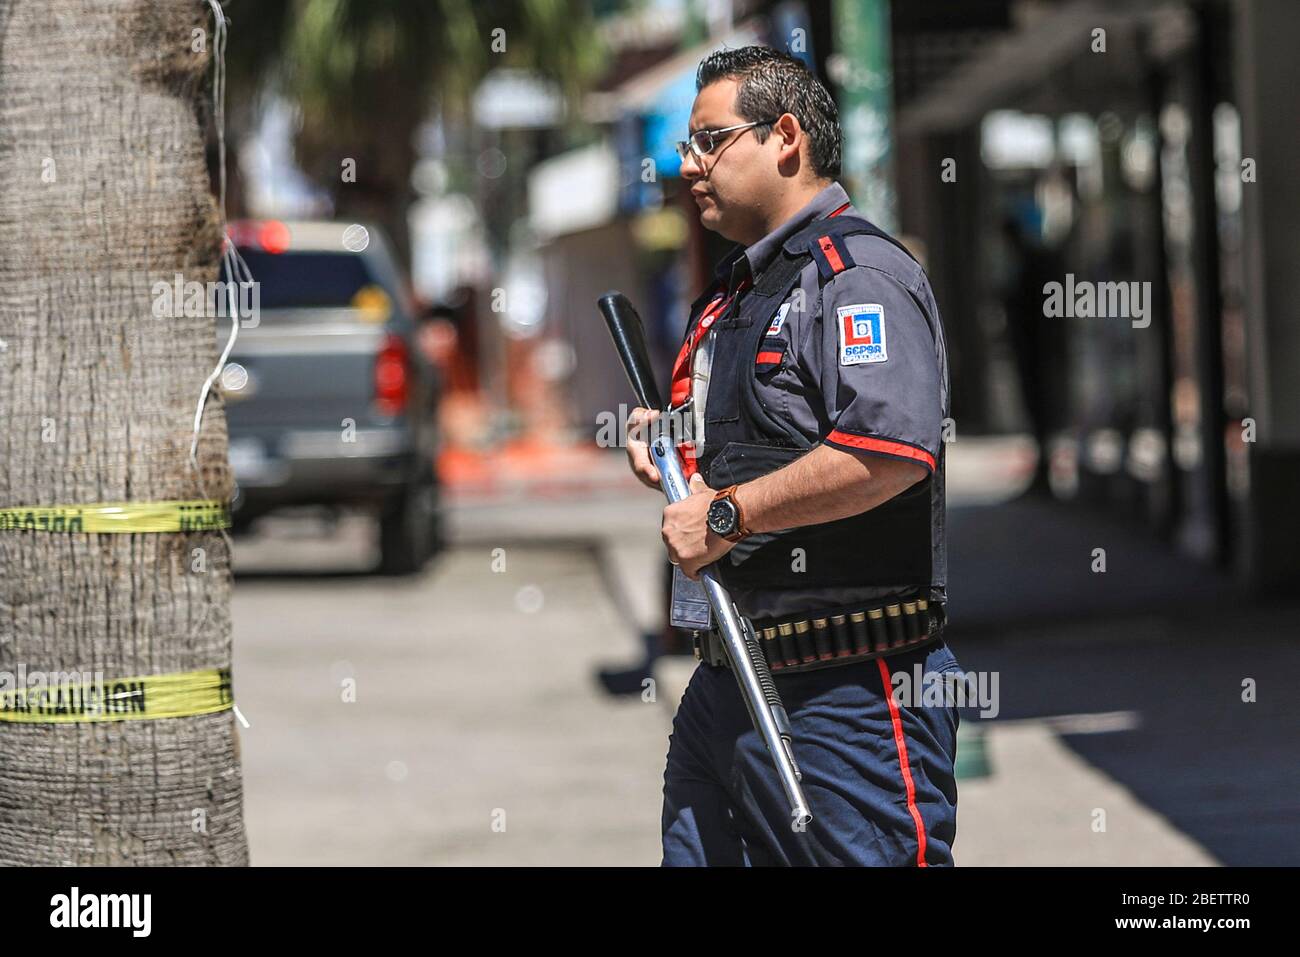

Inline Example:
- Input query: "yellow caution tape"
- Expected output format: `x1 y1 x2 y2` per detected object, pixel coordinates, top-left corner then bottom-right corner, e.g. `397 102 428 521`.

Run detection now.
0 668 233 723
0 500 230 533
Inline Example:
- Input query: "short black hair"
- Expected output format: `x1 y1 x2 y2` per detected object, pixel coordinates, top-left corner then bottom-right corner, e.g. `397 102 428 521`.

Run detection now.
695 45 841 179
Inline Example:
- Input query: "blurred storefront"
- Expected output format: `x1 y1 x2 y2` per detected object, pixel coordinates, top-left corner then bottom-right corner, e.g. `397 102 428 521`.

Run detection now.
891 0 1299 589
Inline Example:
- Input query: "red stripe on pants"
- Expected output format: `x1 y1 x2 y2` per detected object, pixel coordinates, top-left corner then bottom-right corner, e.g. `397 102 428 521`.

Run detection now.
876 656 929 867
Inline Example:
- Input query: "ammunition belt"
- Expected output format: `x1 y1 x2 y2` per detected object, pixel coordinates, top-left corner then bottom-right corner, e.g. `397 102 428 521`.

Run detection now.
694 594 945 675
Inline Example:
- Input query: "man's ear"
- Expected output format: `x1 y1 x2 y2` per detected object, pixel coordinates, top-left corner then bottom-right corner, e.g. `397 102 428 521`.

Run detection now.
773 112 803 168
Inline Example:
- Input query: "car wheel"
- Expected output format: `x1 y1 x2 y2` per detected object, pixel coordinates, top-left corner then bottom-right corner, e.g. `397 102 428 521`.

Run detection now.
378 467 441 575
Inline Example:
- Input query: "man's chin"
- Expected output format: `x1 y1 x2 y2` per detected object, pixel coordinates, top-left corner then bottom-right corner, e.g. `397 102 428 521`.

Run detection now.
697 206 730 237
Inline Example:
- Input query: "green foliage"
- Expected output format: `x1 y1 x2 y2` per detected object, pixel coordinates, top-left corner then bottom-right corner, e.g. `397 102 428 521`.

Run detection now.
226 0 606 129
216 0 610 259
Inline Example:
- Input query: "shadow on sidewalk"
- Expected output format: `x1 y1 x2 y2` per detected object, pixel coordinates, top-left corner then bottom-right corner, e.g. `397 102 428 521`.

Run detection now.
945 496 1300 865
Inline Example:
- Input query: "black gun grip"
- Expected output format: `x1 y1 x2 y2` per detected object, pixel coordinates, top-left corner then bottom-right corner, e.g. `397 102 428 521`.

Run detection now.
597 291 663 411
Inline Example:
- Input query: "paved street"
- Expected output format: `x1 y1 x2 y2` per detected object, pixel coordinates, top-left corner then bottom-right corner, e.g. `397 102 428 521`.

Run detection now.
232 505 671 866
229 437 1298 865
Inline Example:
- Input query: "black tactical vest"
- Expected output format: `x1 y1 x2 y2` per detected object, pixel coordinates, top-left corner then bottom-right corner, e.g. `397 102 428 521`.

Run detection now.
692 213 940 593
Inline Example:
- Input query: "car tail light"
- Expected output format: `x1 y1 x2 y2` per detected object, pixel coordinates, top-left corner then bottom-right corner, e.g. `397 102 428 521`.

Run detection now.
258 220 291 254
374 333 409 416
227 219 290 253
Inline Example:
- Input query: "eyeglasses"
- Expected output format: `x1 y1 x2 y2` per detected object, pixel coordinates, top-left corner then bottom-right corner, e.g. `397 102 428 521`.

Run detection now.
675 119 779 161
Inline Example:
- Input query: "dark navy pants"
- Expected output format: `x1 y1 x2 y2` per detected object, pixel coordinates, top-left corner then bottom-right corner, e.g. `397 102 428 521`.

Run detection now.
662 638 963 866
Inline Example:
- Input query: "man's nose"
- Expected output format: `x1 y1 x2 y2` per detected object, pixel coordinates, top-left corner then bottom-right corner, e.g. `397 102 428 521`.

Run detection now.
679 150 704 180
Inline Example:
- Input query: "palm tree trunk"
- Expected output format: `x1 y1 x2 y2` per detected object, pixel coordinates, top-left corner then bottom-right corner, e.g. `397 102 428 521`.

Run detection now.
0 0 246 864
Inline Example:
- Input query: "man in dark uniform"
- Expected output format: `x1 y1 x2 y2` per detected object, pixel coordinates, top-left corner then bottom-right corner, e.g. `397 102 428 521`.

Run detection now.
624 46 964 866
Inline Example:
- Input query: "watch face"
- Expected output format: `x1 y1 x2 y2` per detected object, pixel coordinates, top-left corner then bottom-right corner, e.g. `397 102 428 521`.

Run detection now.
707 498 737 535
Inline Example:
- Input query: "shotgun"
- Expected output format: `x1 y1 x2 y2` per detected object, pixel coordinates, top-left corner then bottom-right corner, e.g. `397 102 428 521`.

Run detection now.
597 291 811 829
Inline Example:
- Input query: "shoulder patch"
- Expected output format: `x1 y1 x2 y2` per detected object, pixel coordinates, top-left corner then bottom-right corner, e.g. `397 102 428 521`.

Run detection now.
836 303 887 365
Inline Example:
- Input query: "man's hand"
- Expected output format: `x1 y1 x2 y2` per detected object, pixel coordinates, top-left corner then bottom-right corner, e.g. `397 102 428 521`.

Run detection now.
625 406 662 490
662 472 736 580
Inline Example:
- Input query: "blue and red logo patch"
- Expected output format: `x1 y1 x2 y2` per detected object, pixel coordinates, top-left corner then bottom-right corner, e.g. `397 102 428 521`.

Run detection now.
836 303 887 365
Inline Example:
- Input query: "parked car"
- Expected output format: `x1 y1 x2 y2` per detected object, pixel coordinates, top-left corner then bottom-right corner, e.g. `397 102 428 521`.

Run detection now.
219 220 441 574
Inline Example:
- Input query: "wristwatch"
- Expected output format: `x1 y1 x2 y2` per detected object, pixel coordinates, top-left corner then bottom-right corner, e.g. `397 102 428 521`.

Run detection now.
706 484 750 543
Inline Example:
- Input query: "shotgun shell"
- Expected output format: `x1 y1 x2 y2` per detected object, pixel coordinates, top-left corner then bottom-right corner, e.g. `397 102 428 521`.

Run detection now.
867 607 888 651
849 611 871 655
777 622 799 669
793 619 816 664
902 600 921 641
885 603 906 648
830 614 853 657
811 617 834 661
761 625 784 671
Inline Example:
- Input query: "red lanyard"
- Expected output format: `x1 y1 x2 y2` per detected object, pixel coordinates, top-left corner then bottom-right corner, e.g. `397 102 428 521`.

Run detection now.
666 276 751 478
669 276 752 409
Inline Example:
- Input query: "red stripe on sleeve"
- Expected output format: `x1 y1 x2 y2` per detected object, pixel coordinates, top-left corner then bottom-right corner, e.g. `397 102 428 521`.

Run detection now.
755 350 783 364
825 430 936 472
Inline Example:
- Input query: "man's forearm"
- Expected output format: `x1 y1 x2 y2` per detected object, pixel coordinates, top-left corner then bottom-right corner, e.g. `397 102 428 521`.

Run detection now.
732 443 928 535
